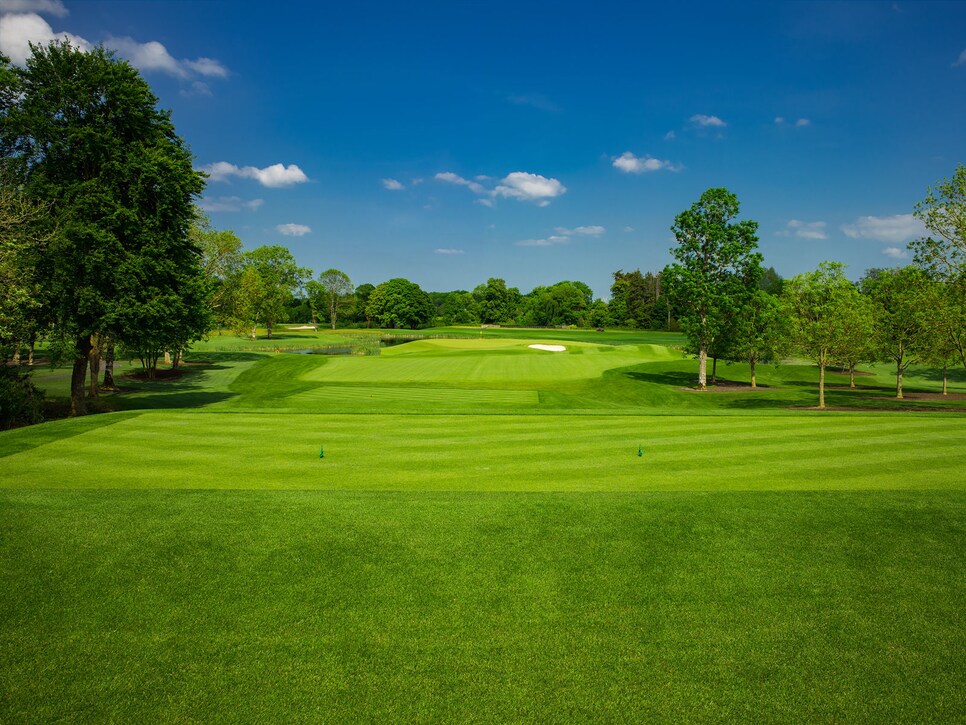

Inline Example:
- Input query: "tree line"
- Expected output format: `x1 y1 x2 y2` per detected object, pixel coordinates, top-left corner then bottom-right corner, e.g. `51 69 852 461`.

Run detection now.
0 41 963 424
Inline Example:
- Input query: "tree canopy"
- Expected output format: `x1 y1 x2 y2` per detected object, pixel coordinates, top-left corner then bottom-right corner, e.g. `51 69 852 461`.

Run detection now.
663 188 763 389
0 42 206 414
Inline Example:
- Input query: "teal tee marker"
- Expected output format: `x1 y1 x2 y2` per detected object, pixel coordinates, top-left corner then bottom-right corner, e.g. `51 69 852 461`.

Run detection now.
637 444 643 457
319 446 324 459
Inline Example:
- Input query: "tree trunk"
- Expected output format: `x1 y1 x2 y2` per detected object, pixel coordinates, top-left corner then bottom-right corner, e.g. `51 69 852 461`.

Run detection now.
88 337 101 398
895 344 904 399
251 323 257 341
750 357 757 389
697 346 708 390
266 321 273 339
28 337 35 366
70 335 92 417
818 352 826 410
12 344 20 366
711 355 718 385
102 337 116 390
942 365 948 395
330 310 337 330
849 363 856 389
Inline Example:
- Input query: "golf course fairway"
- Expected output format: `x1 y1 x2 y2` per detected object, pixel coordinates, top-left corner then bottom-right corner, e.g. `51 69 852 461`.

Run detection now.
1 331 963 721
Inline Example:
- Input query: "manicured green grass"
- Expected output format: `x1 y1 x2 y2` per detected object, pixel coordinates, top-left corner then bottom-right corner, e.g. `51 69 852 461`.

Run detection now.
3 329 965 721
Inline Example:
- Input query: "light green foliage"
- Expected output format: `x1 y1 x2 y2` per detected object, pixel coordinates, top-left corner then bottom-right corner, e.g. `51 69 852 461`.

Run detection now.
910 163 966 278
0 176 47 357
307 268 353 329
664 188 763 389
861 266 931 398
727 289 787 387
236 245 310 339
190 214 243 329
783 261 863 408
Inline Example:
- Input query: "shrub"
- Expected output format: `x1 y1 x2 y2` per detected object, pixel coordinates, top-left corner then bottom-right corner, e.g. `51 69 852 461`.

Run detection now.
0 366 44 429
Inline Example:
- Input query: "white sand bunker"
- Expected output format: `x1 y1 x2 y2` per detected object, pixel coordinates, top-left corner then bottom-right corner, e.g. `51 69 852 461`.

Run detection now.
528 344 566 352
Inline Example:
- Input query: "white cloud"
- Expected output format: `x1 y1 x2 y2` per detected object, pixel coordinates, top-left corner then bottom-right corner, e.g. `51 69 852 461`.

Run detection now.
954 48 966 67
690 114 727 127
507 93 558 112
0 0 67 16
774 116 785 125
555 225 605 236
276 223 311 236
475 198 495 208
517 235 570 247
381 178 405 191
841 214 926 243
434 171 485 194
882 246 910 259
784 219 827 240
612 151 681 174
623 226 634 233
493 171 566 204
202 161 309 188
664 130 676 141
0 12 90 64
107 36 228 80
183 57 229 78
434 248 464 255
197 196 263 212
0 10 229 83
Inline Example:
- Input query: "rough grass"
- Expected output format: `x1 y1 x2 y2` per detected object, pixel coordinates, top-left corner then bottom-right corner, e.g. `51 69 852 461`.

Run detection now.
2 329 965 722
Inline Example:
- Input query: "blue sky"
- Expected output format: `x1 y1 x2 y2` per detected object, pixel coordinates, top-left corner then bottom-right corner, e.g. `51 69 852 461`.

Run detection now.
2 0 965 298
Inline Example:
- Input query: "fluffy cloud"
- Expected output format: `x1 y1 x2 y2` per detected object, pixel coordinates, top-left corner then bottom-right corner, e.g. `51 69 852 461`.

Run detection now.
784 219 827 240
276 223 311 236
434 171 485 194
436 170 566 206
381 178 405 191
0 9 229 86
202 161 309 188
198 196 264 212
612 152 681 174
841 214 925 243
434 248 465 255
493 172 566 205
0 12 90 64
882 246 910 260
555 225 605 236
690 114 727 127
0 0 67 16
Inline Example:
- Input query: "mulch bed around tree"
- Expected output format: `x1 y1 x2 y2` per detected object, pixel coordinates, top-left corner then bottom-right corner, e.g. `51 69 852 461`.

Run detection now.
678 382 777 393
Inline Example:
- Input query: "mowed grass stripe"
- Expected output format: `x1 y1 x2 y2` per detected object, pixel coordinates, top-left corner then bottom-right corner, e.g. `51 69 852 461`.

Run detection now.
1 489 962 722
290 384 538 406
3 412 964 492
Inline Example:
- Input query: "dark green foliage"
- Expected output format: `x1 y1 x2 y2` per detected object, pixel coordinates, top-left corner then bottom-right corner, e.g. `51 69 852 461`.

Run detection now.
473 277 517 324
521 281 592 326
0 366 43 429
366 278 435 329
609 269 665 328
0 42 205 412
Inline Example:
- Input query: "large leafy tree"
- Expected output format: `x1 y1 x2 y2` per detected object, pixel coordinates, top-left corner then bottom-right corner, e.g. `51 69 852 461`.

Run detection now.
0 42 205 415
909 163 966 279
307 268 353 330
861 266 931 399
727 289 787 388
782 262 864 409
365 278 434 329
473 278 516 324
663 188 763 389
235 245 310 339
191 213 243 331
